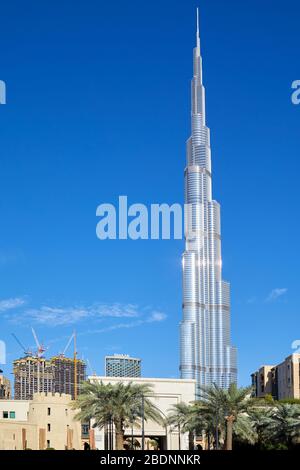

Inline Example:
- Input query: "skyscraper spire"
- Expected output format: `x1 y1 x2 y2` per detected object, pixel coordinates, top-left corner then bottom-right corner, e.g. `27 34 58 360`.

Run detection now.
180 10 237 396
196 7 200 50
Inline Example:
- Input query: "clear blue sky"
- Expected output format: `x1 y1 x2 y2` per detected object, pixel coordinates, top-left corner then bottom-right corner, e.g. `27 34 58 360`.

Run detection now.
0 0 299 387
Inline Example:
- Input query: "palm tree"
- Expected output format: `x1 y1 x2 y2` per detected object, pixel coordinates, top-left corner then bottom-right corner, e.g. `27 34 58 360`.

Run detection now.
232 414 257 446
198 383 253 450
124 438 141 450
263 403 300 449
196 385 226 449
246 407 274 449
190 403 217 450
148 438 160 450
223 383 253 450
73 381 163 450
167 403 200 450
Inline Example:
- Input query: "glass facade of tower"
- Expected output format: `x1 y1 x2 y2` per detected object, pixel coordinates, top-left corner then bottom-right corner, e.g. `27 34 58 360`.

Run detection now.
105 354 141 378
180 12 237 396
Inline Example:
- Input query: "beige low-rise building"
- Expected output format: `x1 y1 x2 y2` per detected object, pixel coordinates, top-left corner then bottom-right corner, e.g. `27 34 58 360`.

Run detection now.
251 365 275 398
0 392 83 450
0 399 29 422
276 354 300 400
251 353 300 400
0 371 11 399
89 376 196 450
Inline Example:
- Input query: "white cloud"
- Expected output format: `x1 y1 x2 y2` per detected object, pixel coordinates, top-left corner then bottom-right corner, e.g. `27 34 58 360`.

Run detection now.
82 321 143 335
147 311 167 322
11 302 165 327
23 306 90 326
78 310 167 337
91 303 140 319
266 288 288 302
0 297 26 312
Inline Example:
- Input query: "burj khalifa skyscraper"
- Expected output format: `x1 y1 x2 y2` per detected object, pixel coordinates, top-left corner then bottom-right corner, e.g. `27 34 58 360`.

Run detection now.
180 10 237 395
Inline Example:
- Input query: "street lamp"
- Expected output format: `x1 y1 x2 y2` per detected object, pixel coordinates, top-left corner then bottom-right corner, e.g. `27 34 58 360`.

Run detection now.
141 395 145 450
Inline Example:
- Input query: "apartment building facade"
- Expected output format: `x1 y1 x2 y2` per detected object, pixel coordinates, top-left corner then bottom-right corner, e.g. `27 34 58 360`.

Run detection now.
251 354 300 400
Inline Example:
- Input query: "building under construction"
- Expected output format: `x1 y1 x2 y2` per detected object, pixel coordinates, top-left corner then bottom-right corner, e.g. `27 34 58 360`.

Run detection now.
13 356 55 400
51 356 86 399
13 330 86 400
13 356 86 400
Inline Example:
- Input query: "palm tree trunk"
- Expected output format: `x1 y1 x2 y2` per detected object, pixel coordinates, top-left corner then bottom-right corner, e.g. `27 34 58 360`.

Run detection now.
287 436 293 451
188 431 194 451
225 416 234 451
115 430 124 450
207 432 211 450
215 424 219 450
114 421 124 450
109 419 113 450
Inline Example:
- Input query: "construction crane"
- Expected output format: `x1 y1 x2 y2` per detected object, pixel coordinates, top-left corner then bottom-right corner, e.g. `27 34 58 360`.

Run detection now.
58 332 74 358
87 358 96 376
11 333 33 357
31 328 46 358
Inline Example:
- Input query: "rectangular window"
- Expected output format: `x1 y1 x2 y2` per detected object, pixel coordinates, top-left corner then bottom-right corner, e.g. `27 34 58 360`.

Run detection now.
9 411 15 419
81 423 90 438
47 423 51 432
47 407 51 416
47 440 50 448
3 411 8 419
